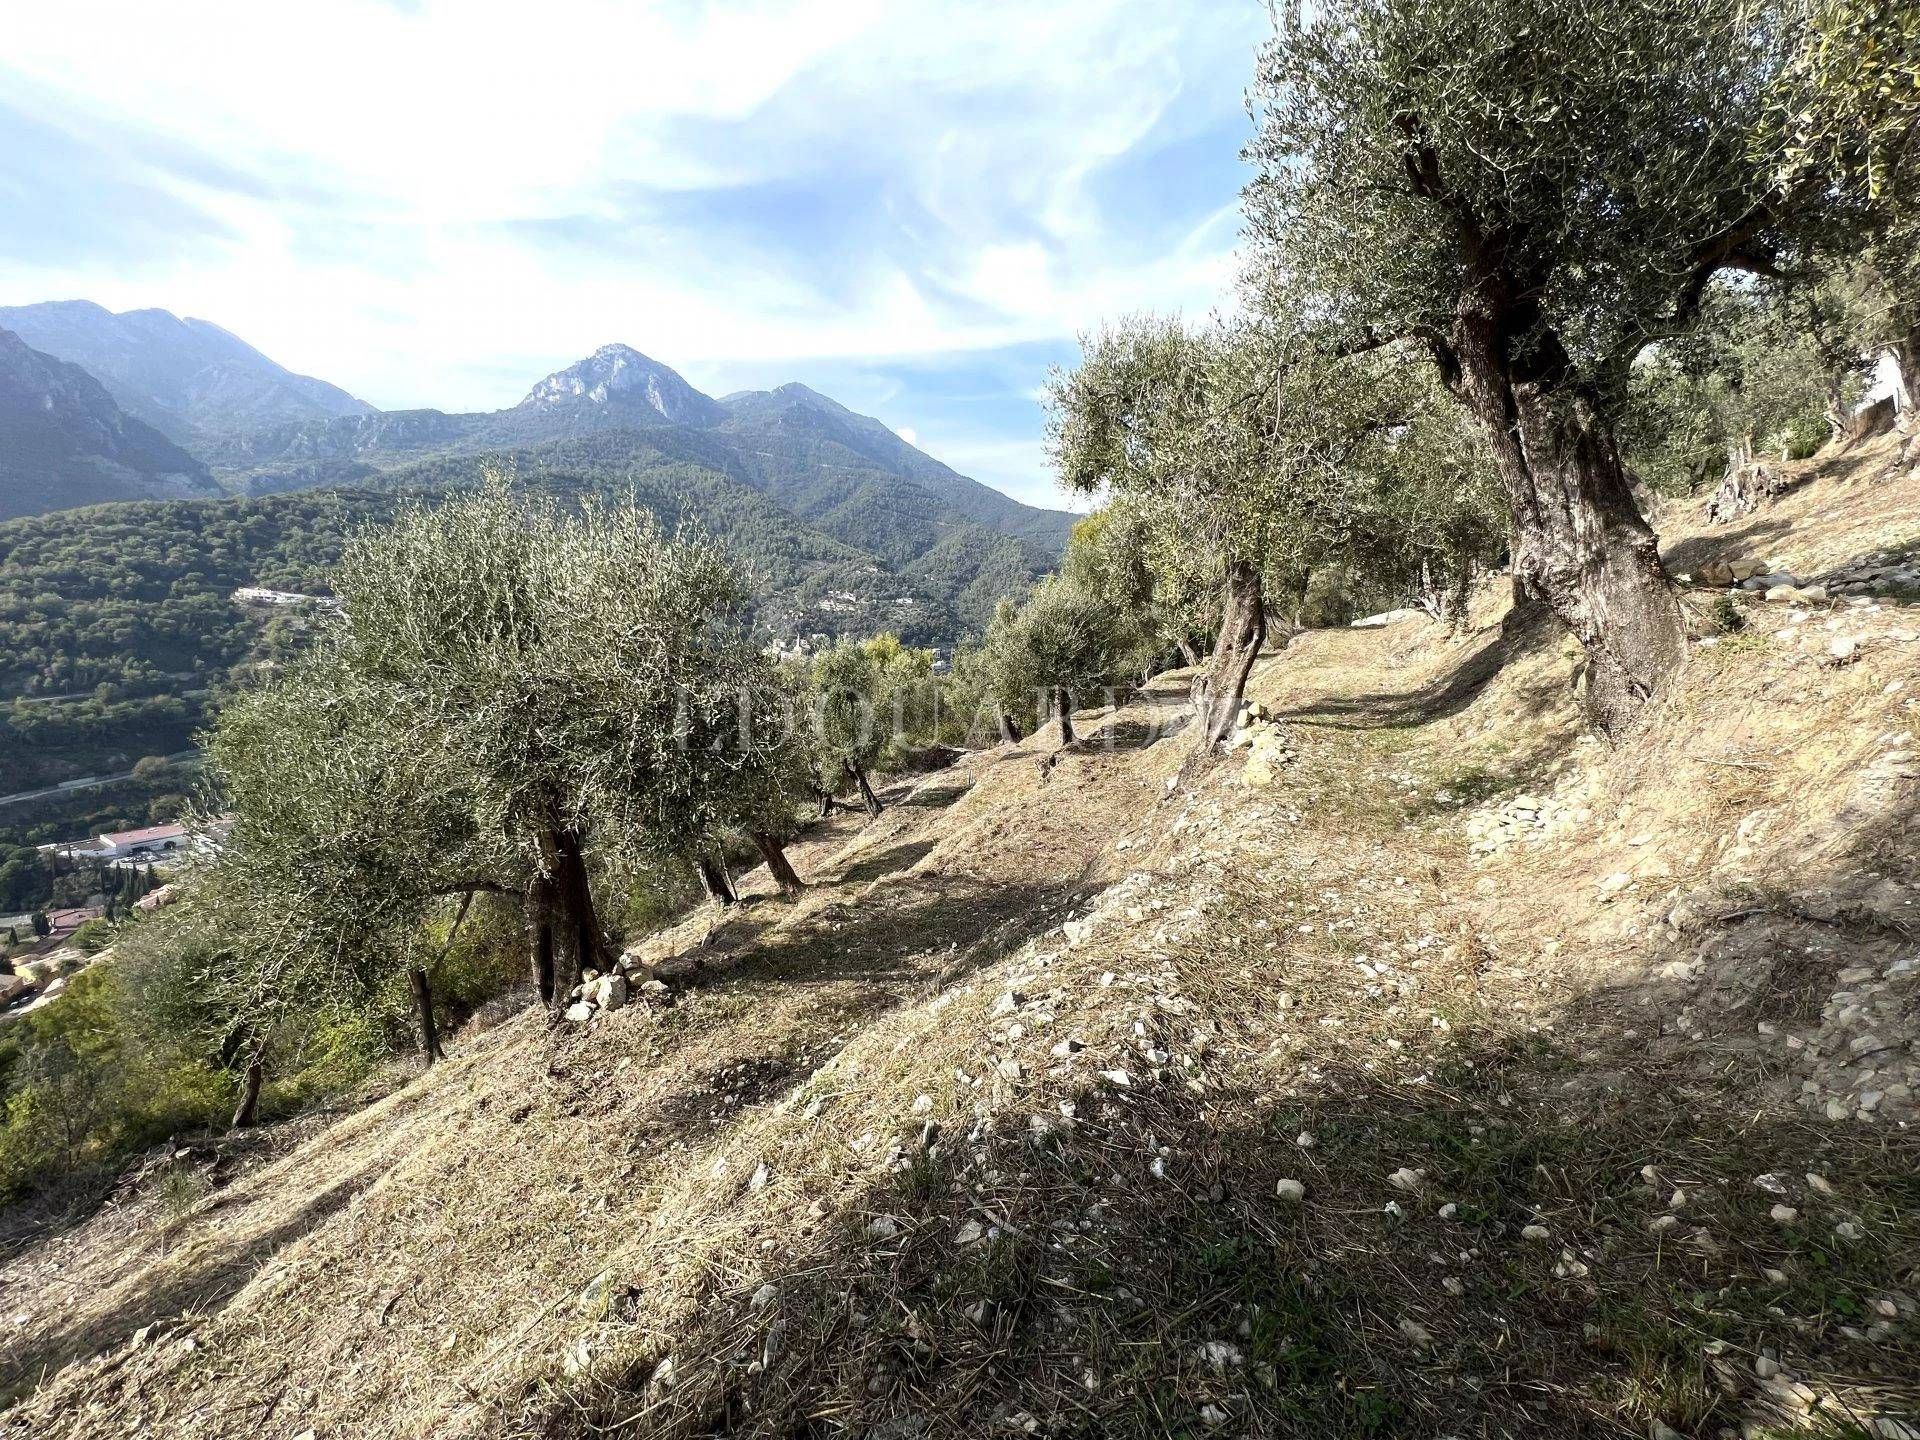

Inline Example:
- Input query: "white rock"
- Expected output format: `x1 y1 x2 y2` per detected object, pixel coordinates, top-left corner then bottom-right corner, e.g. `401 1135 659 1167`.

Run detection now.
1198 1340 1244 1370
1770 1204 1799 1225
564 1001 595 1024
954 1219 984 1246
1387 1167 1427 1192
1397 1317 1434 1348
750 1283 779 1311
867 1215 900 1240
1275 1178 1306 1203
1437 1202 1458 1221
1521 1224 1551 1242
1099 1069 1133 1088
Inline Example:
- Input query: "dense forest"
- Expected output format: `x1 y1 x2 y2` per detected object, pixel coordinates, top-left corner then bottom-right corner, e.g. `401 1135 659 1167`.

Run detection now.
0 441 984 833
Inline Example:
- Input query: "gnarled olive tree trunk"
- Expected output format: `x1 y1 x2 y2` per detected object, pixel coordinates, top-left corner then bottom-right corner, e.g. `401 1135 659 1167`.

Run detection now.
997 710 1023 745
409 966 443 1065
1705 435 1784 524
696 852 738 905
231 1039 266 1128
1452 291 1686 737
1053 687 1076 745
412 887 471 1066
1195 559 1266 750
751 831 805 896
844 759 882 818
1891 334 1918 426
527 819 605 1008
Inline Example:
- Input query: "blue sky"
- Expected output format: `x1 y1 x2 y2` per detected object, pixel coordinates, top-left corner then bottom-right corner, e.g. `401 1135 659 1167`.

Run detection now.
0 1 1269 508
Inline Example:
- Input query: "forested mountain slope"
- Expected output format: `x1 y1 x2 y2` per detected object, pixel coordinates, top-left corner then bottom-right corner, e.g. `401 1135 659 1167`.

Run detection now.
0 301 371 446
716 382 1074 555
0 316 1072 643
0 453 949 815
0 328 221 521
8 435 1917 1440
192 342 1073 593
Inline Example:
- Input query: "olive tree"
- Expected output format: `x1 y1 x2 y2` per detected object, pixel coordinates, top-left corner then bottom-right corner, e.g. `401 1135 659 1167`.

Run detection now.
1048 317 1281 748
201 483 772 1027
1014 574 1131 746
201 648 502 1094
1245 0 1833 732
967 599 1039 744
1623 277 1872 518
1062 507 1214 672
810 640 886 816
631 641 815 903
1779 0 1919 416
1049 314 1491 748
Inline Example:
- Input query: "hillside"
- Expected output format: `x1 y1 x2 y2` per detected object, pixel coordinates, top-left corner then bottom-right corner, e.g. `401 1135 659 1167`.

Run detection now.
716 382 1074 559
6 435 1916 1439
0 302 372 446
0 328 221 522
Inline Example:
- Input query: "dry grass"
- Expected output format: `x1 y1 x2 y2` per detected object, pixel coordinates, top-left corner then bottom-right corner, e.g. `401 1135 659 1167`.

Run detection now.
6 439 1920 1439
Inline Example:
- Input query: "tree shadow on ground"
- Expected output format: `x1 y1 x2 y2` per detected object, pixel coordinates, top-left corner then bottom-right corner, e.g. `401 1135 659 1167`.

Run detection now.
1090 715 1186 752
900 782 972 811
1271 607 1555 732
548 956 1920 1440
695 877 1084 995
835 840 940 886
0 1166 381 1400
1661 516 1797 574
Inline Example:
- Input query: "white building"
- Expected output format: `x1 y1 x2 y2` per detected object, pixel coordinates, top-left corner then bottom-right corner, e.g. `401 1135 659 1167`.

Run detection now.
92 823 190 859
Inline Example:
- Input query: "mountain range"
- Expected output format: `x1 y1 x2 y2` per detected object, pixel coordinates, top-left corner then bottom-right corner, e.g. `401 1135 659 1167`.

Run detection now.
0 307 1076 639
0 299 371 446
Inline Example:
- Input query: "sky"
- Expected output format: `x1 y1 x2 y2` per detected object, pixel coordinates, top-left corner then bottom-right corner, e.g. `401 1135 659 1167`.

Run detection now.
0 1 1271 509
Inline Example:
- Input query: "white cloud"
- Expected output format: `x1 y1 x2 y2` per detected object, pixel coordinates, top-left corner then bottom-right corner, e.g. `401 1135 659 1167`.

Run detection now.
0 0 1268 496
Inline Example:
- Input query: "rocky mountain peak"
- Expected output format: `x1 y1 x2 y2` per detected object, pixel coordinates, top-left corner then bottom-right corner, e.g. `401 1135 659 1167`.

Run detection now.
518 344 722 425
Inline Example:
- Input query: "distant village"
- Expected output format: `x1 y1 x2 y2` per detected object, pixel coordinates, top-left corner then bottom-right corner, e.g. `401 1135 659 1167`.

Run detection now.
1 821 208 1020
